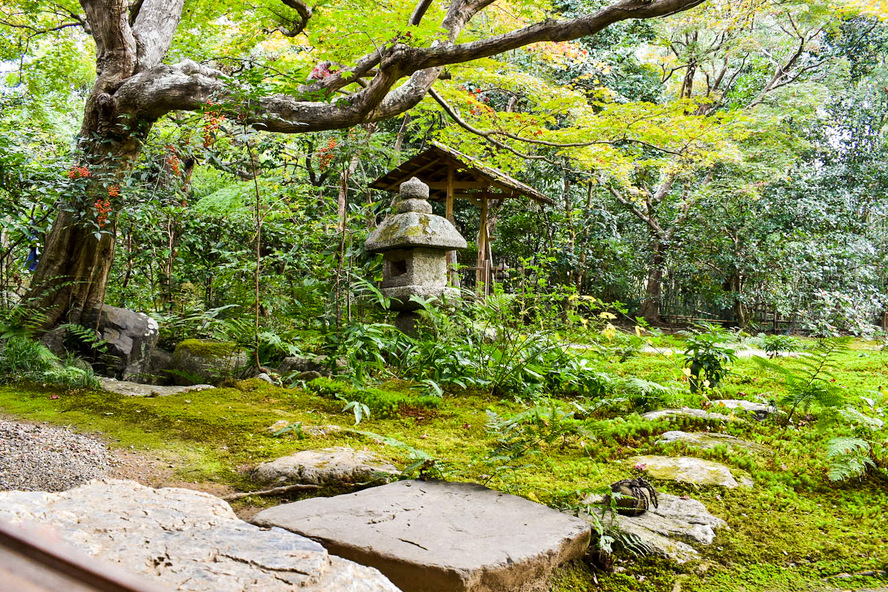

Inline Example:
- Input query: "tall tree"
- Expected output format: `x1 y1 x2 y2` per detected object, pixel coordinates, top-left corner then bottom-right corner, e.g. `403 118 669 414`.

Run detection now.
1 0 708 328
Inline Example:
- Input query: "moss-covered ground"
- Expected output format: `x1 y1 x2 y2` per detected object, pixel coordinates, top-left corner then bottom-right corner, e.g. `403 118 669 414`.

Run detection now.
1 337 886 592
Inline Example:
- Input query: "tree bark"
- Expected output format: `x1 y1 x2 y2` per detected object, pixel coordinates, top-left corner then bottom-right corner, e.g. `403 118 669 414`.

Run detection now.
640 240 666 325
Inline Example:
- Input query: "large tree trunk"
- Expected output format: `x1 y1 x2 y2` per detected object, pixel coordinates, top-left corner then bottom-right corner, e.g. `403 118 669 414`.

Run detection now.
640 241 666 325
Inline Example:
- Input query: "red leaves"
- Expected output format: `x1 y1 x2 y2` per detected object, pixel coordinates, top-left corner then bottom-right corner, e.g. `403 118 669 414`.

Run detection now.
317 137 337 171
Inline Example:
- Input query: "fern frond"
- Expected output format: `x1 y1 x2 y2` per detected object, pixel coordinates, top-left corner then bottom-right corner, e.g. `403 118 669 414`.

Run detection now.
826 437 874 482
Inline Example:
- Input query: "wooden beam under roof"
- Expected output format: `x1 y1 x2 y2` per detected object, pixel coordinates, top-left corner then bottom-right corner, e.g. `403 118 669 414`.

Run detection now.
370 142 553 205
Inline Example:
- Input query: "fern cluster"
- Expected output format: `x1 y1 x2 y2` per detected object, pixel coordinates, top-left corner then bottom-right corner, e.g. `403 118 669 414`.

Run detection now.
0 336 100 391
754 337 850 423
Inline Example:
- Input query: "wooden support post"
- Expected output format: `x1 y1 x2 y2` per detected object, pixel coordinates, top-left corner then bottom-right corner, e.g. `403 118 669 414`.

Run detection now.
446 165 458 288
477 195 488 297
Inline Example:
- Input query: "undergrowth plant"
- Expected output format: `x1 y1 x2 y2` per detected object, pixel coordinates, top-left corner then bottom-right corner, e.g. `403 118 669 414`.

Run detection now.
0 336 100 391
825 390 887 483
754 337 850 425
681 323 738 393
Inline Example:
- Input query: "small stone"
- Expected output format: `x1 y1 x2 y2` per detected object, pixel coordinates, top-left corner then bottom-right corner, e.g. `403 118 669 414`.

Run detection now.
252 447 400 487
581 493 726 563
642 408 740 422
399 177 429 200
629 455 754 489
710 399 776 420
657 431 769 453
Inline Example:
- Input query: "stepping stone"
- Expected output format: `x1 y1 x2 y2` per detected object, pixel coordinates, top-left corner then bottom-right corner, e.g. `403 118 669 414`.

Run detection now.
582 493 726 563
657 431 768 453
710 399 776 420
253 446 400 487
0 479 398 592
252 480 591 592
642 407 740 422
99 377 214 397
630 455 754 488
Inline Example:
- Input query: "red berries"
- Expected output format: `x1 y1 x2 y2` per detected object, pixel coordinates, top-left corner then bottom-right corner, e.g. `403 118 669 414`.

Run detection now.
94 197 111 228
67 166 90 179
166 146 182 175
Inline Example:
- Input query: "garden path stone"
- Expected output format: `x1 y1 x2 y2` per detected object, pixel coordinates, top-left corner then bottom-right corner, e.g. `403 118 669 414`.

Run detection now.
642 407 740 422
581 493 726 563
710 399 776 420
0 479 399 592
630 455 754 488
657 431 769 453
99 377 214 397
253 447 400 486
251 479 591 592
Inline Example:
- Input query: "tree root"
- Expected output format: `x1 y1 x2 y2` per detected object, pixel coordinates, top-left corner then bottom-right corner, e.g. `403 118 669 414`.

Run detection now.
222 483 321 501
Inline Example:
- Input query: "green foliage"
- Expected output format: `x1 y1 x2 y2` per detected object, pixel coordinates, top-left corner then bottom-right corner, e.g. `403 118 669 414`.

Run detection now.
681 325 738 393
758 334 801 358
0 336 100 391
825 436 875 481
755 338 850 423
305 377 440 420
337 395 371 425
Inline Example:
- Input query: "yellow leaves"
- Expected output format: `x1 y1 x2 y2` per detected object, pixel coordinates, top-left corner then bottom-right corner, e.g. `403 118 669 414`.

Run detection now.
602 323 617 341
833 0 888 20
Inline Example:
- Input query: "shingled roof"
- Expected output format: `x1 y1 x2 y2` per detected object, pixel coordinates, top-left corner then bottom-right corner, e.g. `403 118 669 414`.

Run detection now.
370 143 553 205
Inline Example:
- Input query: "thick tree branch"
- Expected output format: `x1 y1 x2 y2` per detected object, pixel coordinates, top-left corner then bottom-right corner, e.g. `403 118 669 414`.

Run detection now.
272 0 313 36
131 0 185 72
111 0 708 136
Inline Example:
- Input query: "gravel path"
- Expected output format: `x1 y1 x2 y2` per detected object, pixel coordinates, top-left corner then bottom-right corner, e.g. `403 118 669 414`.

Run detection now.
0 420 113 492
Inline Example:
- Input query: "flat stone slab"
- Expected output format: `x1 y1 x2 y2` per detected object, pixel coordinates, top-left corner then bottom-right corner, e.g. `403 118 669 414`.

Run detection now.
582 493 727 563
252 480 591 592
643 407 740 422
657 431 769 453
253 447 400 486
0 479 399 592
99 377 214 397
710 399 776 419
631 455 754 488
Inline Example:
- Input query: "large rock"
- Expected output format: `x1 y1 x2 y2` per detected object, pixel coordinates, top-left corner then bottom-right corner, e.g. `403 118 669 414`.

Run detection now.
630 455 754 488
278 355 340 377
254 447 400 487
582 493 726 563
0 479 399 592
78 305 160 381
252 480 591 592
657 431 769 453
167 339 249 385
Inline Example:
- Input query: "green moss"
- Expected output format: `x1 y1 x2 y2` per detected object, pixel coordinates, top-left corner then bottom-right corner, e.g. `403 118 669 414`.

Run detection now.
1 337 887 592
174 339 242 358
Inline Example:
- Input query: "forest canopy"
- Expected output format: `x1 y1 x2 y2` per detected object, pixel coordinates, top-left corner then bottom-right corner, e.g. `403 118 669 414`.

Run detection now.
0 0 887 336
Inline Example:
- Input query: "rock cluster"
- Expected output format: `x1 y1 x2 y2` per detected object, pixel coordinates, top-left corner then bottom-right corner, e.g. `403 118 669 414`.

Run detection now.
582 493 726 563
0 479 400 592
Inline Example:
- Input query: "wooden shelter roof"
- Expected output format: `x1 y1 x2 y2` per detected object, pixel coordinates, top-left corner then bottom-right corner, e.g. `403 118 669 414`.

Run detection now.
370 143 553 205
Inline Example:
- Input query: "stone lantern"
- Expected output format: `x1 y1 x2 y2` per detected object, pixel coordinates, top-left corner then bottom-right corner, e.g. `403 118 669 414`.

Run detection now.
365 177 466 329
